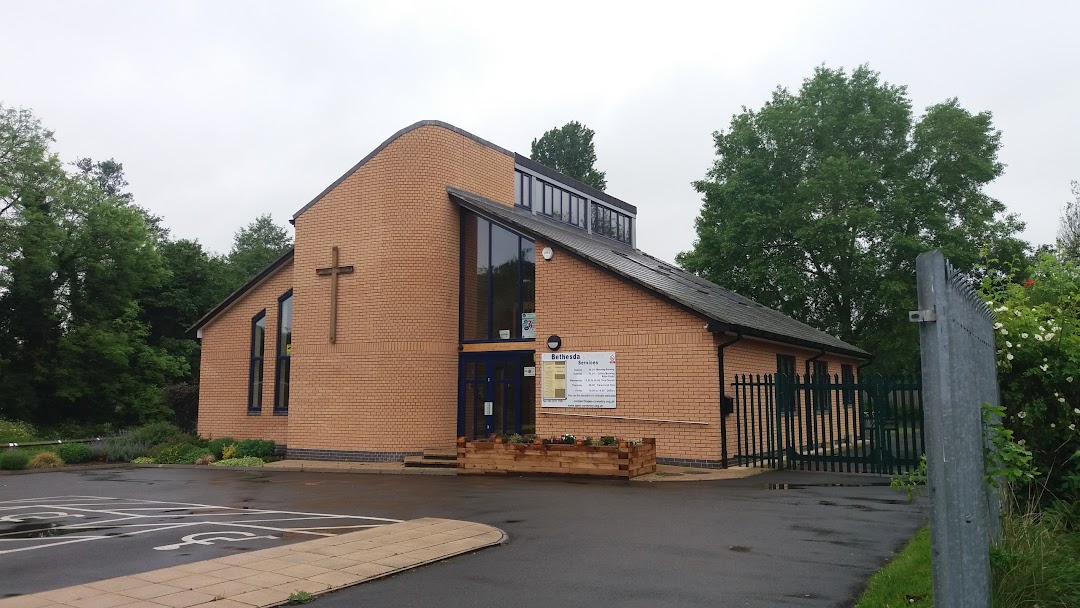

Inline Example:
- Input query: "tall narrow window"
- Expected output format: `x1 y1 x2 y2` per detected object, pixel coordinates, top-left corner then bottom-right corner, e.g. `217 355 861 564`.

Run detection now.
514 171 531 209
461 212 536 341
812 360 830 413
274 291 293 413
841 364 855 409
776 354 796 416
248 310 266 412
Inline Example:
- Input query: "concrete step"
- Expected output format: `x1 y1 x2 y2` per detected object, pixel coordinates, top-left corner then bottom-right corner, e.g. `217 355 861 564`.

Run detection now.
404 455 458 469
421 448 458 461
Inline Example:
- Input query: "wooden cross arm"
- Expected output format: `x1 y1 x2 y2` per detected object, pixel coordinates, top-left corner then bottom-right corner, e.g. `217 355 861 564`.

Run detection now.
316 265 355 276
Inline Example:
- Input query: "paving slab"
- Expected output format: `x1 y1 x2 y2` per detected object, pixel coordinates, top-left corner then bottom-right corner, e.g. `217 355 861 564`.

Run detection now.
260 461 455 475
0 519 504 608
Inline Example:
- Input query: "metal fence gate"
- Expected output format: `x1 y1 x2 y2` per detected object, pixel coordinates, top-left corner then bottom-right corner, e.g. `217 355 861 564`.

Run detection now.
729 373 924 474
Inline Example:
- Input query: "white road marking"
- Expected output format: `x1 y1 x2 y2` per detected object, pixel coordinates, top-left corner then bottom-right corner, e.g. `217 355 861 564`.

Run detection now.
0 496 400 555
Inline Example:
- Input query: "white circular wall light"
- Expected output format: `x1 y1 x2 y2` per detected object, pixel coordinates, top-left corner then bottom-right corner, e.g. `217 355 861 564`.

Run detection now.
541 247 553 261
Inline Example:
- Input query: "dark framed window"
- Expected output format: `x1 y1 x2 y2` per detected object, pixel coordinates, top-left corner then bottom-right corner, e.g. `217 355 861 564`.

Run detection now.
515 169 632 241
812 360 830 413
591 203 633 245
274 290 293 414
461 212 536 342
776 354 796 415
514 170 532 209
248 310 266 412
841 364 856 409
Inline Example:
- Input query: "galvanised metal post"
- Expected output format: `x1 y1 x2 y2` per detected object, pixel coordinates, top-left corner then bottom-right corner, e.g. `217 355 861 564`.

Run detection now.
914 249 994 608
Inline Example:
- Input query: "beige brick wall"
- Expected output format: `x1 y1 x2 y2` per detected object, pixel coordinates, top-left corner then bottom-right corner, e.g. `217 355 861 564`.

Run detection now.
530 241 719 460
287 124 514 453
197 261 294 444
530 241 862 462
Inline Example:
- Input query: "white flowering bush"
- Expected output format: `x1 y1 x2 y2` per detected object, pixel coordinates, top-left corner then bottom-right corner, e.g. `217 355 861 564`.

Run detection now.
981 252 1080 497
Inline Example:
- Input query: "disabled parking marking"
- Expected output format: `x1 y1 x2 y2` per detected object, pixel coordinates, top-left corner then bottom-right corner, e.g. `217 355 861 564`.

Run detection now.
153 531 278 551
0 495 402 555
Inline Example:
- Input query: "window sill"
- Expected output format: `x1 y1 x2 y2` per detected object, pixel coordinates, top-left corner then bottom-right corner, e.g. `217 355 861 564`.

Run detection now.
247 410 261 416
273 410 288 416
461 338 536 345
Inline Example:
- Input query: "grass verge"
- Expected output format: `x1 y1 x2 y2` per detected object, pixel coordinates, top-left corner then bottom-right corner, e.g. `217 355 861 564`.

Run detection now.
854 524 932 608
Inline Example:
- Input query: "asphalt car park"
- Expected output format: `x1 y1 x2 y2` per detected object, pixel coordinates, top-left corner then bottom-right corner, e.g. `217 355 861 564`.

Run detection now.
1 466 926 607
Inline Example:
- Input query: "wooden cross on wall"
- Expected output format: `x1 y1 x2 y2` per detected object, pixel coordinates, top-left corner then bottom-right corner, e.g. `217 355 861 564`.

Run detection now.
316 246 354 343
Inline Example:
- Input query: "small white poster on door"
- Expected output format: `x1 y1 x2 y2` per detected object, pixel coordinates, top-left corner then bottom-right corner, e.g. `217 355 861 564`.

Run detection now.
541 352 616 408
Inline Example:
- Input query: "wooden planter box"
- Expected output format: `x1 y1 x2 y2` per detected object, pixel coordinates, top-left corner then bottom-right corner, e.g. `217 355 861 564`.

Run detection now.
457 438 656 479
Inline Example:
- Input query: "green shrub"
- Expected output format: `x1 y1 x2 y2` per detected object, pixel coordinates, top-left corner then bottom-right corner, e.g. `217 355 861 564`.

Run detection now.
53 443 93 464
194 454 216 465
211 457 265 467
0 418 37 443
132 456 155 464
28 452 64 469
980 252 1080 499
0 450 31 470
126 421 184 446
235 439 276 459
207 437 237 459
149 443 201 465
179 448 214 464
103 437 148 462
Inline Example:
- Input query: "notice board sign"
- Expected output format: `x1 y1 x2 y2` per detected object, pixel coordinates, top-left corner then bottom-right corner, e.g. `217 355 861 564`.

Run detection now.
541 352 616 408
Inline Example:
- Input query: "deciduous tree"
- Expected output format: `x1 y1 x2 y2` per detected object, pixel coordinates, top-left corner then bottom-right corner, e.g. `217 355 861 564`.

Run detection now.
0 105 186 424
530 121 607 191
225 214 292 290
1058 181 1080 260
678 65 1025 371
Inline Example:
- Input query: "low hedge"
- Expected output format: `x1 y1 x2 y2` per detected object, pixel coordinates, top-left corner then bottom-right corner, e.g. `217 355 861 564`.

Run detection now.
0 451 31 470
53 443 93 464
235 439 276 459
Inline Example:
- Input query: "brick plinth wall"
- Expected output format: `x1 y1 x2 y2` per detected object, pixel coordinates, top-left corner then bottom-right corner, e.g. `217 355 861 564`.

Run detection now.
457 437 656 479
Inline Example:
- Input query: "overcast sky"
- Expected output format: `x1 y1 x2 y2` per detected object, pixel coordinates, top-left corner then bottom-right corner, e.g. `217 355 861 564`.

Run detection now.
2 1 1078 263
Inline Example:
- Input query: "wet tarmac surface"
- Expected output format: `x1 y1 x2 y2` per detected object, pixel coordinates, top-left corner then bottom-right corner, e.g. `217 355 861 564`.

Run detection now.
0 467 926 607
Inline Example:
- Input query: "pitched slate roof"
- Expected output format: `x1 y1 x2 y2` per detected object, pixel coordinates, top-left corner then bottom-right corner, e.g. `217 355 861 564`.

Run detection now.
448 187 870 359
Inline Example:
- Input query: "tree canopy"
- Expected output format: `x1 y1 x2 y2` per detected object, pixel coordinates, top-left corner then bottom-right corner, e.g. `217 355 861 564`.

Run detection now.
0 103 291 428
225 214 292 290
1058 181 1080 260
530 121 607 190
677 65 1026 371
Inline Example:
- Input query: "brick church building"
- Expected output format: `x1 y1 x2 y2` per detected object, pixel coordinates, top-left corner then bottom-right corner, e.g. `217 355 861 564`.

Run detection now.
191 121 867 467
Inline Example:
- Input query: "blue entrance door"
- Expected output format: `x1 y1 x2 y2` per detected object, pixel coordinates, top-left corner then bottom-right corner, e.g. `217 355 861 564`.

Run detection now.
458 351 535 439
